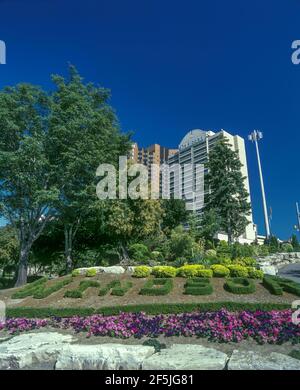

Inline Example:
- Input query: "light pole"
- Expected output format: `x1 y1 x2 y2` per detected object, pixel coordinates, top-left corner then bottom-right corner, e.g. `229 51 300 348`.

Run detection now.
248 130 271 240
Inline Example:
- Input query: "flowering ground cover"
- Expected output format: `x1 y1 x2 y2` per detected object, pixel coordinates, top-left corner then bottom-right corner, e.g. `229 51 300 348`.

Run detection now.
1 309 299 345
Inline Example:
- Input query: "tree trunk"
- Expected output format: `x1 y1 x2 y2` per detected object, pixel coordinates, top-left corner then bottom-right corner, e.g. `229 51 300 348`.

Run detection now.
15 243 30 287
65 225 73 272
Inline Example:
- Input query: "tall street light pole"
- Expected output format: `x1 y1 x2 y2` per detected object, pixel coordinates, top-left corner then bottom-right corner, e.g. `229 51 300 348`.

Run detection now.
248 130 271 240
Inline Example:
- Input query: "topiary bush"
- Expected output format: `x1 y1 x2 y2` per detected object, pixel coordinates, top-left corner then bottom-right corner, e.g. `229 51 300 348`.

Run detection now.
71 269 80 277
197 269 213 278
227 265 249 278
233 257 257 267
210 264 230 277
176 264 205 278
263 275 300 296
139 278 173 295
111 281 133 296
224 278 256 294
132 266 151 278
184 278 213 295
64 280 100 298
152 266 177 278
98 280 120 296
85 268 97 277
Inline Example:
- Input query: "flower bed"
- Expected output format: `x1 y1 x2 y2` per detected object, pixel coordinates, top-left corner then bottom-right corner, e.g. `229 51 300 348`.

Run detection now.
1 309 299 344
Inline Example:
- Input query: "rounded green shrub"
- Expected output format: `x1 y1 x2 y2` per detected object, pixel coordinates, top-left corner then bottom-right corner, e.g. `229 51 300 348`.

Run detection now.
197 269 213 278
132 266 151 278
85 268 97 277
152 266 177 278
210 264 230 277
177 264 205 278
72 269 80 277
247 268 264 279
224 277 256 294
233 257 257 267
228 264 249 277
205 249 217 258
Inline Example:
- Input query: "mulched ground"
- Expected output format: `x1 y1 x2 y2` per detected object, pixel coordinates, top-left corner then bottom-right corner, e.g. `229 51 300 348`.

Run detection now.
0 274 298 309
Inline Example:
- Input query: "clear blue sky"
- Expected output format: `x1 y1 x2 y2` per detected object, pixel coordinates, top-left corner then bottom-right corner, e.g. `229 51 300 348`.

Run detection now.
0 0 299 239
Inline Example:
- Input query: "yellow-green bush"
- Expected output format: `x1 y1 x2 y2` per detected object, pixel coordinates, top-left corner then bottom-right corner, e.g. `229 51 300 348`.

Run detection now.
72 269 80 277
210 264 230 277
197 269 213 278
233 257 257 267
152 266 177 278
228 265 249 278
85 268 97 277
247 267 264 279
177 264 205 278
133 266 152 278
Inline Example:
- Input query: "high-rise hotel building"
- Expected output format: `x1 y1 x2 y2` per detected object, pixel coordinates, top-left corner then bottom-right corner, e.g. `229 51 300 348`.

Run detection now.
168 129 257 243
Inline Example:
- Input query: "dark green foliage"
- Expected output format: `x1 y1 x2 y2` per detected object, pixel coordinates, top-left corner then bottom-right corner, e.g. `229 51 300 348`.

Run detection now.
111 281 133 296
64 280 100 298
6 302 291 318
139 278 173 296
224 277 256 294
263 275 300 296
11 277 48 299
98 280 120 296
184 278 213 295
33 277 72 299
160 198 188 233
289 350 300 361
142 339 167 353
291 235 300 251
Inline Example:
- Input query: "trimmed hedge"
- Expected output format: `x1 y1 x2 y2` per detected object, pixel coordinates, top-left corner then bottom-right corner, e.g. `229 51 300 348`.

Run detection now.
224 277 256 294
177 265 205 278
64 280 100 298
111 281 133 296
263 275 300 296
85 268 97 277
132 266 151 278
210 264 230 277
6 302 292 318
151 266 177 278
227 265 249 278
184 278 213 295
33 277 73 299
139 278 173 296
11 277 48 299
98 280 120 296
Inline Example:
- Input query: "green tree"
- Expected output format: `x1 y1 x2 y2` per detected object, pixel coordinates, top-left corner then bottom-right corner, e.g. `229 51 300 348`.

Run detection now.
0 226 19 276
161 199 188 233
291 234 300 251
199 208 221 241
48 66 131 271
206 138 251 243
0 84 59 286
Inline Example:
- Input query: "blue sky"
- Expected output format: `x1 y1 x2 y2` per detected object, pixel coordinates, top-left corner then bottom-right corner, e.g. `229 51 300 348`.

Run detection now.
0 0 299 239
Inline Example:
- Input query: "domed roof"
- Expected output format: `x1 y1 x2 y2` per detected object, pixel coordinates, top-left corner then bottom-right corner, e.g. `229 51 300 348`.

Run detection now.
179 129 207 149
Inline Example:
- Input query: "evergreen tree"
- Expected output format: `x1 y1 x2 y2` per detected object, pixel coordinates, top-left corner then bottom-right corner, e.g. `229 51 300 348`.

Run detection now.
291 234 300 251
206 138 251 243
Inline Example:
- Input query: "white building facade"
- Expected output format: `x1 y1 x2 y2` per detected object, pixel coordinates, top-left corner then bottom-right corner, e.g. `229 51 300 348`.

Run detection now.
168 129 257 244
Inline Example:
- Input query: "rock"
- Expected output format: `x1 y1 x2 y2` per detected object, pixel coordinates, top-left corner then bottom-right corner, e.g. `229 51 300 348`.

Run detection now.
55 344 155 370
142 344 228 370
126 266 135 273
228 350 300 370
75 266 125 275
260 265 277 275
0 332 75 369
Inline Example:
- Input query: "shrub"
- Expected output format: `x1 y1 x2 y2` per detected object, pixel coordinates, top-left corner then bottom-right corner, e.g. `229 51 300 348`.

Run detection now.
152 266 177 278
281 243 294 253
184 278 213 295
205 249 217 258
11 277 48 299
177 264 205 278
33 277 72 299
210 264 230 277
197 269 213 278
128 243 150 263
72 269 80 277
233 257 257 267
139 278 173 295
85 268 97 277
98 280 120 296
224 278 256 294
247 268 264 279
228 265 249 277
64 280 100 298
263 275 300 296
132 266 151 278
111 281 133 296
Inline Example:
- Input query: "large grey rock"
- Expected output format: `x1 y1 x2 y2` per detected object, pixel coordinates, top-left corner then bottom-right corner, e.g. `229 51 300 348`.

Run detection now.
75 266 125 275
228 350 300 370
55 344 154 370
0 332 75 370
142 344 228 370
260 265 277 275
